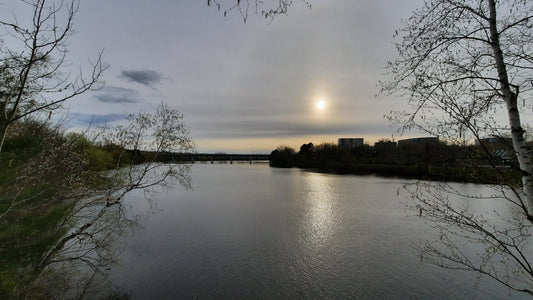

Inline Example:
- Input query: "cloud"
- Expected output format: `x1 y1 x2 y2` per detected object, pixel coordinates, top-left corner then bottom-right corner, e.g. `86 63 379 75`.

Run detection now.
94 86 139 104
119 69 164 87
191 119 392 139
95 95 138 104
69 113 128 127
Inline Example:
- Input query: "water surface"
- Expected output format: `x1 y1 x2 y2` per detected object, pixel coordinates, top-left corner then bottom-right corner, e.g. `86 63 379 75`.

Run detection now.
109 163 526 299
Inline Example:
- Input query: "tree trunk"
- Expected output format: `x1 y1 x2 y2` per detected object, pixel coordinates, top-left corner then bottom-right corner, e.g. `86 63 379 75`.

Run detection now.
0 122 8 155
488 0 533 219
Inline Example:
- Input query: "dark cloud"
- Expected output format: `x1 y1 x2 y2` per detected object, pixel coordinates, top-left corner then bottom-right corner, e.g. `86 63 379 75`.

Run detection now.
95 95 138 104
94 86 139 104
69 113 127 127
120 69 164 87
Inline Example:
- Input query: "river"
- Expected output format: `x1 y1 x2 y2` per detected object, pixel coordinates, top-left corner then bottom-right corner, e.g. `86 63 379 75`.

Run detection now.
106 163 528 299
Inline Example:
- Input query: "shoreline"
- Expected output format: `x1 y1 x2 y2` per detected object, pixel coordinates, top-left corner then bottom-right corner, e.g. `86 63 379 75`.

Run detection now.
270 161 517 185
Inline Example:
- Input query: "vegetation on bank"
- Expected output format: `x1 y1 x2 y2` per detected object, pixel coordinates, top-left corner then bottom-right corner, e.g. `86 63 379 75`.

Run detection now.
269 141 521 184
0 120 129 299
0 102 194 299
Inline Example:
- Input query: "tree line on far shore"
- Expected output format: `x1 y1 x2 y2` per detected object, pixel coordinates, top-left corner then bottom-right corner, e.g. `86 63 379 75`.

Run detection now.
269 139 523 184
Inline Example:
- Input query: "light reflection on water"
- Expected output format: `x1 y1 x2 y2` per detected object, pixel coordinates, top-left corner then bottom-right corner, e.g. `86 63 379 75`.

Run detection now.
301 173 337 248
106 164 529 299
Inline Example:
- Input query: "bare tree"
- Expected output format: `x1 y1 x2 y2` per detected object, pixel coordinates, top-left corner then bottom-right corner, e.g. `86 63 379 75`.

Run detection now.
207 0 311 22
0 2 191 298
0 0 105 155
30 104 194 298
382 0 533 295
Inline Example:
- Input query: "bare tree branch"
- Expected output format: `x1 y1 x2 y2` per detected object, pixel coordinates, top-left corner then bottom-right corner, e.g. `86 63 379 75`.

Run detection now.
383 0 533 295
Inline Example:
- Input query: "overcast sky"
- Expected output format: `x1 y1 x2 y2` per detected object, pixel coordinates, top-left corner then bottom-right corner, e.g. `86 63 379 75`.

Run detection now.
3 0 425 153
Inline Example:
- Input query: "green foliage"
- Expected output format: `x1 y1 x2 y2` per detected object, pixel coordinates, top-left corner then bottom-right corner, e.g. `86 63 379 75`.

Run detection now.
0 119 130 298
0 104 194 297
1 121 49 165
0 181 71 299
87 147 116 171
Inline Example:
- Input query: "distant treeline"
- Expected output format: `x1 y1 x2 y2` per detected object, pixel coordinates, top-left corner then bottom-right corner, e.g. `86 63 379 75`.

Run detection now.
133 152 269 163
269 140 521 184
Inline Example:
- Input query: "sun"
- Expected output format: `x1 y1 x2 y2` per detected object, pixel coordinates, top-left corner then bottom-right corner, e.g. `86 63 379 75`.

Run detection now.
317 101 325 110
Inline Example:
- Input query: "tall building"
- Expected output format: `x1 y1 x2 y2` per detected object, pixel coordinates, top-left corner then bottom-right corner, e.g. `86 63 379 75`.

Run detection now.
338 138 364 149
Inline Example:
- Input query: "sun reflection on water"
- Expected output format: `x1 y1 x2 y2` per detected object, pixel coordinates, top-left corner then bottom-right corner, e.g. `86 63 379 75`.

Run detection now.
301 173 338 247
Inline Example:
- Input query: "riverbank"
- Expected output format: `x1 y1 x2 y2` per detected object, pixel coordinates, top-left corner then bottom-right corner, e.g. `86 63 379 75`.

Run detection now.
269 143 519 185
0 120 127 298
283 161 515 184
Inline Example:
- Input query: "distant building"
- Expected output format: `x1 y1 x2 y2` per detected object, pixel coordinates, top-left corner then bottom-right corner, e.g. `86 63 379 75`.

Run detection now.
374 140 397 150
490 149 514 164
338 138 364 149
397 137 439 147
476 136 512 149
476 136 515 165
398 137 440 164
374 140 398 163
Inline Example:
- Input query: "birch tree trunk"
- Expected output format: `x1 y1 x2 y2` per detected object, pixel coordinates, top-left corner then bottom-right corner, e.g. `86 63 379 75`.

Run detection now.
382 0 533 294
488 0 533 219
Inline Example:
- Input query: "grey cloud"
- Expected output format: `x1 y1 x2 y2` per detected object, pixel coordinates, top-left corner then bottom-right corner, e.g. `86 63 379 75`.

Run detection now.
69 113 128 127
94 86 139 104
95 95 138 104
68 0 421 152
120 69 164 87
192 119 391 139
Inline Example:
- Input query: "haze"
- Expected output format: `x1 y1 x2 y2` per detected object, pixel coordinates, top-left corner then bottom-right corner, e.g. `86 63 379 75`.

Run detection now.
3 0 425 153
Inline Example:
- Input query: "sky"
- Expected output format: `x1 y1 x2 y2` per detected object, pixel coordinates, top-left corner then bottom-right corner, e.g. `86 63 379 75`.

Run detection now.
2 0 425 153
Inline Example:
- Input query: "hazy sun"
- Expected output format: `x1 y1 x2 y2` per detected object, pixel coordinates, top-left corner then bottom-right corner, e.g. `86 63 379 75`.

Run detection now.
317 101 325 110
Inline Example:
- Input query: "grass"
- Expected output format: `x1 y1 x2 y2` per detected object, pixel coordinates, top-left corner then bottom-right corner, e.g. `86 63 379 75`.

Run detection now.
0 162 72 299
0 120 125 299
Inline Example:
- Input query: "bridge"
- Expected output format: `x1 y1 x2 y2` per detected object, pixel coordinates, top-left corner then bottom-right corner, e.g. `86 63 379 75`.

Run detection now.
156 153 270 164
